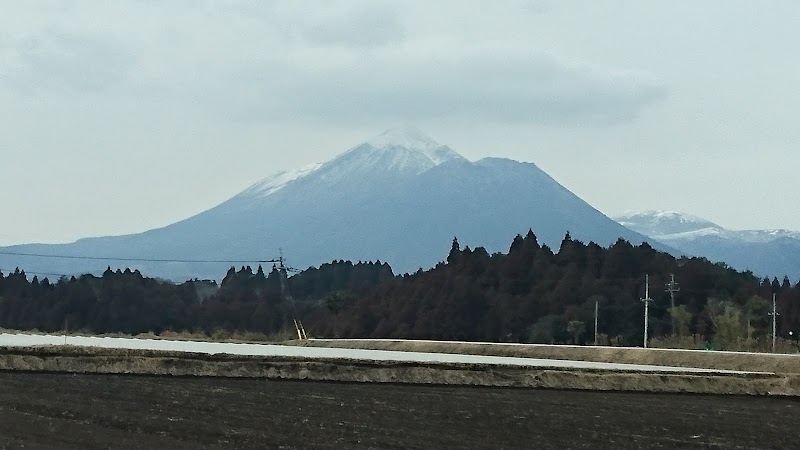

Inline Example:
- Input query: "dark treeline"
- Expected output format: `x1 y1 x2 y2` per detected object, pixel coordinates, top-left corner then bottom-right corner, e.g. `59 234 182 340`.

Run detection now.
1 231 799 348
0 261 393 336
321 232 800 347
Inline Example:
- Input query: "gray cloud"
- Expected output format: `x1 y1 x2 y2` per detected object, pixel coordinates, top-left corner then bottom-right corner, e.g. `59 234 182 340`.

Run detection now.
0 2 664 127
303 7 406 47
4 29 134 93
223 54 666 126
524 0 551 14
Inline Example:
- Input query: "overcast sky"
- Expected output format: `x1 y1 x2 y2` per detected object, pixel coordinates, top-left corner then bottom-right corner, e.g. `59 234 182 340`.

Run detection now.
2 1 799 246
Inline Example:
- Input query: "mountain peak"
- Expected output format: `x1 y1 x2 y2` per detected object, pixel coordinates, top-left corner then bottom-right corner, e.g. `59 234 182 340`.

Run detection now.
616 210 800 245
343 125 466 168
614 210 721 237
617 210 718 225
239 127 466 203
366 125 441 151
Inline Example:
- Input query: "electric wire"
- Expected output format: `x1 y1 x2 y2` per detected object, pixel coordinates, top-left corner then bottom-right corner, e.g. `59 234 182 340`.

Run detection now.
0 267 74 279
0 250 276 264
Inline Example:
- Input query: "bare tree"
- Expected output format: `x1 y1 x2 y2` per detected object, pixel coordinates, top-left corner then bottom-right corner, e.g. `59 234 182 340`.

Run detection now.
567 320 586 345
667 305 692 337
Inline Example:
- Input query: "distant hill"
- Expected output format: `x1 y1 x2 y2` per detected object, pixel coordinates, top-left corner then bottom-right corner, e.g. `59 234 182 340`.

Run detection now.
1 126 664 281
615 210 800 280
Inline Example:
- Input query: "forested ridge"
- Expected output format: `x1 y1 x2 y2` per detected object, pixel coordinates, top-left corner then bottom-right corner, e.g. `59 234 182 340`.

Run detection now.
2 231 799 349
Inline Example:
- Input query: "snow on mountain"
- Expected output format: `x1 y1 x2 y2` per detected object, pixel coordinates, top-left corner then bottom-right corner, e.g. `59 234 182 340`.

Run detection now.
242 163 323 198
616 210 800 243
615 210 800 278
367 125 441 151
0 127 666 281
234 126 465 206
365 125 464 165
615 210 722 237
733 229 800 244
231 126 468 208
321 142 447 178
323 125 466 177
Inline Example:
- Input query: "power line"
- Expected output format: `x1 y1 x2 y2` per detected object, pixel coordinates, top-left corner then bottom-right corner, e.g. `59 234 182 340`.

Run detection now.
0 254 679 284
0 267 74 279
0 250 275 265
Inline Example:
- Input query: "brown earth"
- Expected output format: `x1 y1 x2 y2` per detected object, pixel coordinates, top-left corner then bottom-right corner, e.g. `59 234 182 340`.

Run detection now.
298 339 800 374
1 372 798 449
2 345 799 396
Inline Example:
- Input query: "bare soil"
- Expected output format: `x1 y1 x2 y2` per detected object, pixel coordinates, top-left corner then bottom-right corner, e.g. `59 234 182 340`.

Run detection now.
299 339 800 374
0 372 797 449
3 345 799 396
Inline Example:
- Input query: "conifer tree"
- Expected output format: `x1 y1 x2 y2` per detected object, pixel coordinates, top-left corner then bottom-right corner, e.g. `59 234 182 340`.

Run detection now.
447 237 461 265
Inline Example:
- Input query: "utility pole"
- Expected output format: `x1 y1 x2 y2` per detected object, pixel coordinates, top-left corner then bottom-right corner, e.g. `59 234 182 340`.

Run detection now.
769 293 780 353
665 274 680 335
263 249 306 340
641 274 653 348
594 298 599 346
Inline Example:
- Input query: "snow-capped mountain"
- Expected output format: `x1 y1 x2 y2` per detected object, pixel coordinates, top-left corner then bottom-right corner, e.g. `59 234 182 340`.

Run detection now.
615 210 800 279
2 127 663 281
241 163 324 198
365 125 463 165
615 210 722 237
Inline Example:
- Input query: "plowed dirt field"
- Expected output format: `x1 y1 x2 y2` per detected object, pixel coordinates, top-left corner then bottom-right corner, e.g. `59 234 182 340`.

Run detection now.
0 372 797 449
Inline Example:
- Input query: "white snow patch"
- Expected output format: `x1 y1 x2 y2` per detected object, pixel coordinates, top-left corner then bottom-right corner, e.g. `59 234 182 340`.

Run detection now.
364 125 464 166
244 162 323 198
728 229 800 243
652 227 726 241
615 210 722 238
618 210 800 243
367 124 441 151
616 210 713 225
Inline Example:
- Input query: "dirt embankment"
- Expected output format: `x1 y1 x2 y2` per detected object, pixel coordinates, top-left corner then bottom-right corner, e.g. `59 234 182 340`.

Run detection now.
298 339 800 374
2 345 799 396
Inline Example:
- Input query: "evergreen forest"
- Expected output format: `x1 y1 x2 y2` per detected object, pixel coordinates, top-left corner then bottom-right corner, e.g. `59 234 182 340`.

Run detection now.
2 231 799 350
